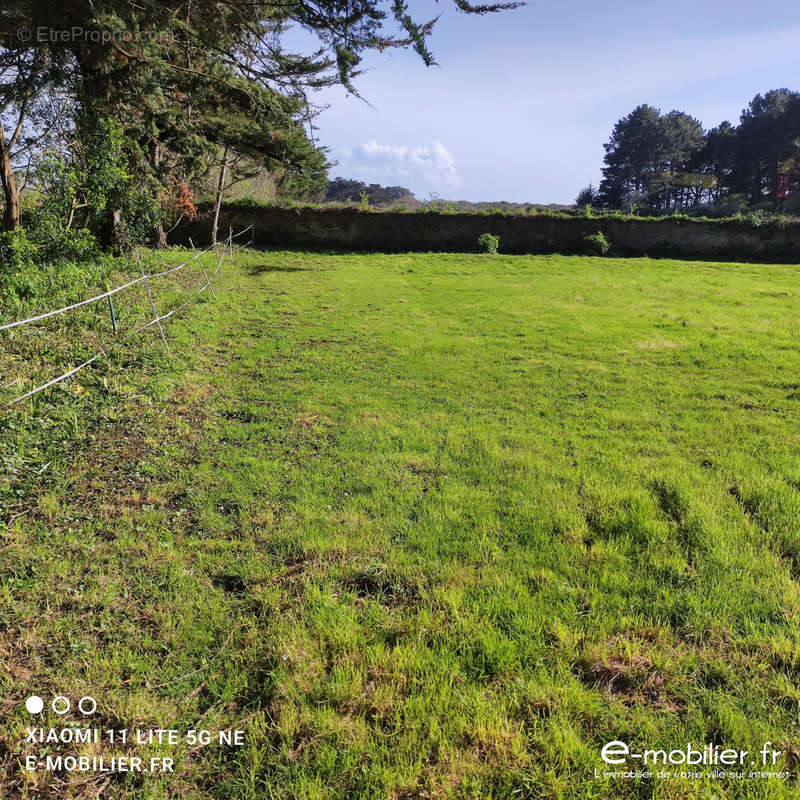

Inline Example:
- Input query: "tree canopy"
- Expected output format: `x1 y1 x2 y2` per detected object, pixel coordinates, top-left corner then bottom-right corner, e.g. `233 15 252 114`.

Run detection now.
596 90 800 213
0 0 520 239
324 177 414 205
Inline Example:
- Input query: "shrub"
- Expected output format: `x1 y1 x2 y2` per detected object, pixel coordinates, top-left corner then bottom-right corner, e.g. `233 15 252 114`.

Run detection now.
584 231 611 256
0 230 39 301
32 117 157 253
0 229 38 273
477 233 499 254
159 176 198 228
29 219 100 264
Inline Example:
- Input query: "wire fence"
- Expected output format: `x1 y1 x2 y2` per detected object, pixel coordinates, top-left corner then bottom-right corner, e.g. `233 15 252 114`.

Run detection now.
0 225 254 408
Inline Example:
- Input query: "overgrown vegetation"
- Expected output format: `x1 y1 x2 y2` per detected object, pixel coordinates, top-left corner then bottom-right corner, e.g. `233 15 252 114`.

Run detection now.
583 230 611 255
477 232 499 253
0 0 519 277
214 197 800 227
3 249 800 798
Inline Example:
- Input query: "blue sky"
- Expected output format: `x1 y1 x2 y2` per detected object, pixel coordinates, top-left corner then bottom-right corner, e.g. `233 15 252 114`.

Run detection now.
288 0 800 204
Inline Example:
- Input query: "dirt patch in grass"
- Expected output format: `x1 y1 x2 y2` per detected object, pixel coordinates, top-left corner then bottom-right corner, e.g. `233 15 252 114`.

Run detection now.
342 562 422 608
63 384 210 519
575 638 685 712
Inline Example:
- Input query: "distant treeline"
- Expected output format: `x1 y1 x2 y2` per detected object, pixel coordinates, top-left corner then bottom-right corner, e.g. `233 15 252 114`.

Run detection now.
579 89 800 215
322 179 576 214
324 178 417 206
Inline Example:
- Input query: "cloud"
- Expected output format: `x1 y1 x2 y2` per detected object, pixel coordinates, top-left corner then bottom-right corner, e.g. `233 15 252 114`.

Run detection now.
336 139 462 192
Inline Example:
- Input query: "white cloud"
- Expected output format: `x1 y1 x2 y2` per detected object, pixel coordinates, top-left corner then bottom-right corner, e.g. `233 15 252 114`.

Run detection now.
337 139 462 193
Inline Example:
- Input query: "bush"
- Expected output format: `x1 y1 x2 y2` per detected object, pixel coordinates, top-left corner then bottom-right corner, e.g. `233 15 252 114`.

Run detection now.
28 218 100 264
0 230 39 301
477 233 499 254
32 117 157 253
0 229 38 273
584 231 611 256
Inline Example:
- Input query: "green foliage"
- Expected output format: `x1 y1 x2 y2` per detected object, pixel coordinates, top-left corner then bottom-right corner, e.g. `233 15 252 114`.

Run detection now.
423 191 443 214
595 90 800 213
26 203 101 264
215 199 800 232
325 178 413 206
584 230 611 255
575 183 599 207
0 229 37 273
477 232 499 254
0 232 125 309
0 120 159 303
0 230 39 300
31 118 157 255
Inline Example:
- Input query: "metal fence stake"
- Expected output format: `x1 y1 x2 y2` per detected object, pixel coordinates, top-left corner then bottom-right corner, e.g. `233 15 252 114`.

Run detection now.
136 248 171 355
106 281 118 333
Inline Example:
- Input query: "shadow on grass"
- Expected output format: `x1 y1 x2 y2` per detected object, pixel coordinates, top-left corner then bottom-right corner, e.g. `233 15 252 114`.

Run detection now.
245 262 319 274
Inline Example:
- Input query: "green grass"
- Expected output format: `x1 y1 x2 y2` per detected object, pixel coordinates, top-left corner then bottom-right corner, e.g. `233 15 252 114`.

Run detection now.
3 249 800 799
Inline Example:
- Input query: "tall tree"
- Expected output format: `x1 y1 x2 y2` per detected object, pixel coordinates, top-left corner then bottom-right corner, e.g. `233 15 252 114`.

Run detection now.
657 110 704 210
729 89 800 204
1 0 520 234
598 104 664 208
692 121 737 204
600 105 708 211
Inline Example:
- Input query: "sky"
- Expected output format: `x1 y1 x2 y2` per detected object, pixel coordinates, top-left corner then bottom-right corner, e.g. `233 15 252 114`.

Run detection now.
282 0 800 204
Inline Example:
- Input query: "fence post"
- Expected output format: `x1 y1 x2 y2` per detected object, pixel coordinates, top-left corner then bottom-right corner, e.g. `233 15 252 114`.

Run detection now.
136 248 171 355
189 237 217 298
106 281 118 333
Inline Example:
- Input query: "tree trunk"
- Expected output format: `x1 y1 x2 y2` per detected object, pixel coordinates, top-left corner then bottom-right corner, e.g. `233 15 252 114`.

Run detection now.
99 207 125 253
0 127 20 231
152 140 167 247
211 147 229 246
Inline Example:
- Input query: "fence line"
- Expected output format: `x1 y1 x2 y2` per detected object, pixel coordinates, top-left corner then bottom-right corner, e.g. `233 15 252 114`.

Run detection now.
147 242 215 280
6 354 102 406
230 224 253 241
188 238 217 299
0 276 149 333
136 248 171 355
136 284 209 333
227 238 253 257
3 227 242 407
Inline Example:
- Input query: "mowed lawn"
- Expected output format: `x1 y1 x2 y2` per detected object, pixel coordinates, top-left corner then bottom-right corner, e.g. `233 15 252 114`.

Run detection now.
3 248 800 799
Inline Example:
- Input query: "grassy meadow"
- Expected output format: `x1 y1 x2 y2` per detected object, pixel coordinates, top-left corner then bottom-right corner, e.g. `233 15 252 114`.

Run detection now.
2 247 800 799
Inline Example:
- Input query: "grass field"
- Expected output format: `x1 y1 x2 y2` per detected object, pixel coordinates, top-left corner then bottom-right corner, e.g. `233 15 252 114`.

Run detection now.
3 248 800 799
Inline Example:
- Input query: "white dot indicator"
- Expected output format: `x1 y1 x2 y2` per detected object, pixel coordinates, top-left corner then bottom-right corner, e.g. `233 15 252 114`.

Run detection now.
25 696 44 714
